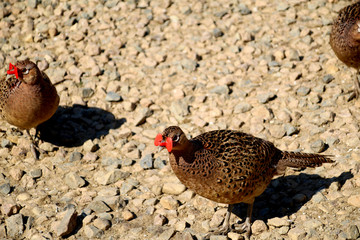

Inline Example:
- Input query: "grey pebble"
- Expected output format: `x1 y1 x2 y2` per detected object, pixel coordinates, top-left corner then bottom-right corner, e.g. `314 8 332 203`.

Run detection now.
82 88 95 98
5 214 24 238
347 225 360 239
69 152 83 162
154 157 166 169
322 74 334 84
296 86 311 96
105 92 122 102
257 92 276 104
234 102 252 113
210 85 229 95
64 172 86 189
84 225 104 238
140 154 153 169
1 139 12 148
238 3 251 15
0 183 11 195
310 140 326 153
29 169 42 179
213 28 224 37
284 124 299 136
28 0 38 8
88 200 111 213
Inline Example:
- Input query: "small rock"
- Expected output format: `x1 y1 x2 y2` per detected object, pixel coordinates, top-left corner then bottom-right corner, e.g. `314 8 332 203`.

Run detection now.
160 196 179 210
162 182 186 195
269 125 286 139
303 219 322 229
122 210 135 221
69 152 83 162
158 228 176 240
267 217 290 227
154 214 167 226
17 192 31 201
346 225 360 239
210 85 229 95
234 102 252 113
53 205 77 237
257 92 276 104
181 58 198 71
83 140 99 152
9 168 24 181
64 172 86 189
140 154 153 169
83 215 96 225
288 226 307 240
154 157 166 169
134 108 153 126
88 200 111 213
323 74 334 84
82 88 95 98
105 92 122 102
310 139 326 153
5 213 24 238
93 218 111 231
348 194 360 207
29 169 42 179
227 232 242 240
284 124 299 136
251 220 268 235
28 0 38 8
213 28 224 37
238 3 251 15
95 170 130 185
1 203 20 216
84 225 103 238
1 139 12 148
296 86 311 96
0 183 11 194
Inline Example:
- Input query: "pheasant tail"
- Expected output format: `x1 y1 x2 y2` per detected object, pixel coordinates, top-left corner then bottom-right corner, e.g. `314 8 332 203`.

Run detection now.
277 151 334 173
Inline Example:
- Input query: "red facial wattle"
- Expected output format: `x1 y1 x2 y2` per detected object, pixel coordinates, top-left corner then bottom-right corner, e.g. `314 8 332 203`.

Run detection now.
7 63 19 79
154 133 173 152
165 137 173 152
154 134 163 146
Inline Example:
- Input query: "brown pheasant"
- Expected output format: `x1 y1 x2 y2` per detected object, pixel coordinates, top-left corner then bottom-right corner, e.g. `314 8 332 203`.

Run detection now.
330 2 360 100
155 126 333 238
1 60 60 159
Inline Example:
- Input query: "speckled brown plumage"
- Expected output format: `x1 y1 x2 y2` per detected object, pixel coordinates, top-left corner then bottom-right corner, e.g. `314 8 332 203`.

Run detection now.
1 60 59 158
330 2 360 99
155 126 334 238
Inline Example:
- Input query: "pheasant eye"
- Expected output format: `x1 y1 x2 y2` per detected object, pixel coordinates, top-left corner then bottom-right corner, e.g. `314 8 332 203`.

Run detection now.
173 135 180 142
22 69 29 75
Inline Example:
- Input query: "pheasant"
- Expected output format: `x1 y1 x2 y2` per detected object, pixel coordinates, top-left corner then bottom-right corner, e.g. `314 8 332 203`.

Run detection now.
154 126 333 238
330 2 360 100
1 60 60 159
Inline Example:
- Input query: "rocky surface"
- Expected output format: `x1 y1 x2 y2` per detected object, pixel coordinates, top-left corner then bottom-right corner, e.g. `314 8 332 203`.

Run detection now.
0 0 360 239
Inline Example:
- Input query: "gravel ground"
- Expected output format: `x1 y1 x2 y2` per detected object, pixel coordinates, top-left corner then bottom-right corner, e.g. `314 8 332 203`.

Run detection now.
0 0 360 239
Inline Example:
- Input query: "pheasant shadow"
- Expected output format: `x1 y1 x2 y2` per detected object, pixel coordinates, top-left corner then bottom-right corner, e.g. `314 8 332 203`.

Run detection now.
231 171 353 222
37 104 126 147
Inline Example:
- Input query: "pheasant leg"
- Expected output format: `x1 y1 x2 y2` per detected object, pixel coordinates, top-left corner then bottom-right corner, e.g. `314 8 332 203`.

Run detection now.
348 71 360 101
204 204 234 238
26 130 45 160
234 202 253 240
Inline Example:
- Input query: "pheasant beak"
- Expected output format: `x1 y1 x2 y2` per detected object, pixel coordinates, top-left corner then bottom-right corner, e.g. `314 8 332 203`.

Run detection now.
154 133 173 152
7 63 19 79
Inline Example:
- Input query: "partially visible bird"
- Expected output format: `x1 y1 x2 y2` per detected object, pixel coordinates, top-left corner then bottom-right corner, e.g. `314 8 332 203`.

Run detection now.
1 60 60 159
330 2 360 100
155 126 334 238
